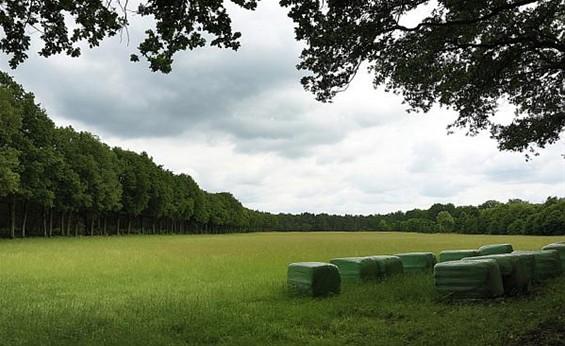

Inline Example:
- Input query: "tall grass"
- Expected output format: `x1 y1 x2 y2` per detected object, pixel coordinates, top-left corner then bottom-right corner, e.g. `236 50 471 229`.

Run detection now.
0 232 563 345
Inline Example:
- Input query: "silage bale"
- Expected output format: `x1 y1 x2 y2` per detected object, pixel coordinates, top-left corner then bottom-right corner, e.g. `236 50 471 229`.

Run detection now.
514 250 563 281
439 249 479 262
478 243 513 256
541 243 565 270
366 255 404 277
462 254 529 294
394 252 437 273
329 257 381 282
287 262 341 297
509 252 537 282
434 259 504 299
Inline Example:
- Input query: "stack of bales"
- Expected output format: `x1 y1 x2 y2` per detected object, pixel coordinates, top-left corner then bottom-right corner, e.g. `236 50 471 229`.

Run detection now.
542 243 565 270
435 244 516 298
394 252 437 273
462 254 529 295
434 259 504 299
513 249 563 281
287 262 341 297
287 241 565 299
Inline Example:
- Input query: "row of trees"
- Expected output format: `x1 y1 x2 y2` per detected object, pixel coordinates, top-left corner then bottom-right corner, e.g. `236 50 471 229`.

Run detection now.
1 72 563 238
0 72 252 238
250 198 565 236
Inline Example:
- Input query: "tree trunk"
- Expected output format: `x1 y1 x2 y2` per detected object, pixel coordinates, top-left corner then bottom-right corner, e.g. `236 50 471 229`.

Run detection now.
67 211 73 236
140 216 144 234
43 207 48 237
60 210 65 236
49 207 53 237
9 197 16 239
21 200 27 238
116 214 121 236
127 215 131 235
103 214 107 236
90 216 94 236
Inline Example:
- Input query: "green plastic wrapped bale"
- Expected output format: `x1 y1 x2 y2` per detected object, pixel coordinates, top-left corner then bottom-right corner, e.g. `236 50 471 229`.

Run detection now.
366 255 404 277
394 252 437 273
542 243 565 270
462 254 529 294
439 249 479 262
478 243 513 256
330 257 381 282
434 259 504 299
287 262 341 297
509 252 536 282
514 250 563 281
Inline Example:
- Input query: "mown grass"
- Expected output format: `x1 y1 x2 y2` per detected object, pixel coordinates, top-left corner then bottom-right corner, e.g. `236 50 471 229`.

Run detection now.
0 232 563 345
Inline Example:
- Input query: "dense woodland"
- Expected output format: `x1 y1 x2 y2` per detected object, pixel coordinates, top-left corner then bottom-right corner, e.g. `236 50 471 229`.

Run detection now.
1 73 564 238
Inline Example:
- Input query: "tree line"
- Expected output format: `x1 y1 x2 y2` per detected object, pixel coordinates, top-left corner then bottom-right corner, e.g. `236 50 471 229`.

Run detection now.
1 72 564 238
253 198 565 236
0 72 253 238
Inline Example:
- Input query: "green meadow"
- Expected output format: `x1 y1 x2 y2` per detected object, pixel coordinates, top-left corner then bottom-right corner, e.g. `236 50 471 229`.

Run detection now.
0 232 563 345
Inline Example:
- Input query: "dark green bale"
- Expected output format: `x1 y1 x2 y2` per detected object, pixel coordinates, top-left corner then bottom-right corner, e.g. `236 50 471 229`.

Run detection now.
478 243 513 256
439 249 479 262
394 252 437 273
514 250 563 281
366 255 404 277
542 243 565 271
329 257 381 282
509 252 536 282
434 259 504 299
462 254 529 295
287 262 341 297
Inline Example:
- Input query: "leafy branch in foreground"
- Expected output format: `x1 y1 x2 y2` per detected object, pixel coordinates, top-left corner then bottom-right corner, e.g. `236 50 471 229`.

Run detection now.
280 0 565 154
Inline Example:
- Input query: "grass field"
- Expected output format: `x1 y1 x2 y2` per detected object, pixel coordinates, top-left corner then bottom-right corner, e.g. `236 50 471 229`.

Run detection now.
0 232 563 345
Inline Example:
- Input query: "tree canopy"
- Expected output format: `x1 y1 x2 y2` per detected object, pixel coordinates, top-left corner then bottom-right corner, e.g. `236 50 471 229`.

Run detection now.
281 0 565 154
0 0 563 153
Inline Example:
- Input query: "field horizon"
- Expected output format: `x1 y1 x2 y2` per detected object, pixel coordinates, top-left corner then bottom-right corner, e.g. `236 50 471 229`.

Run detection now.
0 232 563 345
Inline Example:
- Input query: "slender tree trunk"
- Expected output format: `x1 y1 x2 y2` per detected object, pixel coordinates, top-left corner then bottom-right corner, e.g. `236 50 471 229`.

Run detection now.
60 210 65 236
103 214 107 236
152 221 156 235
140 216 144 234
127 215 131 235
67 211 73 236
116 214 121 236
90 216 94 236
21 200 27 238
49 207 53 237
43 207 48 237
9 197 16 239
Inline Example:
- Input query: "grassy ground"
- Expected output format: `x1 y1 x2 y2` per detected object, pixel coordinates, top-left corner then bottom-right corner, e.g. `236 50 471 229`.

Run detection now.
0 232 563 345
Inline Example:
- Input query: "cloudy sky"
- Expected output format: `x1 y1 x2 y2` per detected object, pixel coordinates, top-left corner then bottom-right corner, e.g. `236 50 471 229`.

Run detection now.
3 2 565 215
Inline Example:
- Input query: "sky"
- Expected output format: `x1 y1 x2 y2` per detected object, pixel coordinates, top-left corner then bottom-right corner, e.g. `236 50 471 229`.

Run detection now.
2 2 565 215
